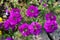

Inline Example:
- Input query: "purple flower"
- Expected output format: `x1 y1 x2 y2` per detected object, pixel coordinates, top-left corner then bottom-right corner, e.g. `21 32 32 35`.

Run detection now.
44 21 58 33
26 5 39 18
45 12 56 21
9 8 22 25
18 23 30 36
6 37 13 40
8 13 22 25
4 20 15 30
10 8 20 15
4 20 10 30
29 22 42 35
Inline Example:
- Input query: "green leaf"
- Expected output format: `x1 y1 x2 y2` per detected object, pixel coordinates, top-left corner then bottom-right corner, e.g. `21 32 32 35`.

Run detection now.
14 31 22 37
4 34 10 38
48 0 55 4
13 0 18 3
26 0 31 5
25 36 31 40
38 5 43 10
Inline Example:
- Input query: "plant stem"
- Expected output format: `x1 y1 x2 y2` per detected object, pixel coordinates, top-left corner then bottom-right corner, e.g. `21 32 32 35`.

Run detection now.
46 31 54 40
43 28 54 40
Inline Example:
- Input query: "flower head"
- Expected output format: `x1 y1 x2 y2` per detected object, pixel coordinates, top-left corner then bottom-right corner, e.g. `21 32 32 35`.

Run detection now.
10 8 20 15
29 22 42 35
26 5 39 18
45 12 56 21
18 23 30 36
44 21 58 33
8 13 22 25
4 20 15 30
6 37 13 40
9 8 22 25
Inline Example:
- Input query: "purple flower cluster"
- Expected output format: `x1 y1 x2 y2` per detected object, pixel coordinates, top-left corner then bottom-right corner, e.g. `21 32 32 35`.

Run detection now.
18 22 42 36
4 8 22 30
1 5 58 39
44 12 58 33
26 5 39 18
0 0 58 40
3 8 22 40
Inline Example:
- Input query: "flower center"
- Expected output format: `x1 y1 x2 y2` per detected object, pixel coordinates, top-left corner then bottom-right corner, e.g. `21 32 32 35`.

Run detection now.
13 17 16 20
14 10 17 12
24 28 28 32
51 24 54 29
49 16 54 20
14 10 18 13
34 26 37 30
30 10 34 13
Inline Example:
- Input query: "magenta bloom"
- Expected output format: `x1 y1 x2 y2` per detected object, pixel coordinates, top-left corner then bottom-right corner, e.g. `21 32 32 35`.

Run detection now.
29 22 42 35
9 8 22 25
45 12 56 21
10 8 20 15
6 37 13 40
44 21 58 33
8 13 22 25
26 5 39 18
4 20 15 30
18 23 30 36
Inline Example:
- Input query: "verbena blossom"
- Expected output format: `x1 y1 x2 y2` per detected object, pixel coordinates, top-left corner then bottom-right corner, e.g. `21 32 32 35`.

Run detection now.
44 21 58 33
18 23 30 36
8 8 22 25
26 5 39 18
4 20 15 30
29 22 42 35
10 8 20 15
8 13 22 25
6 37 13 40
45 12 56 21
